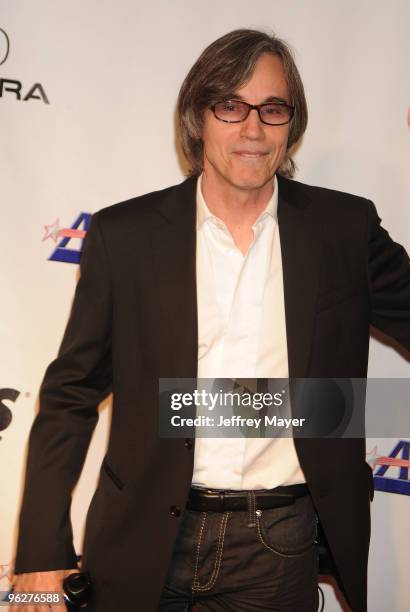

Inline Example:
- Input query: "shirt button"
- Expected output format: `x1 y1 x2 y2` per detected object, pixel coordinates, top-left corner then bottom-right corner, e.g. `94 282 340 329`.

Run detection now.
169 505 181 517
184 438 193 450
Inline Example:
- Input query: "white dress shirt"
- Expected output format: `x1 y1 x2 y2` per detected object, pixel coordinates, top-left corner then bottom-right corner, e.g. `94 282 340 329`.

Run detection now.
192 173 307 490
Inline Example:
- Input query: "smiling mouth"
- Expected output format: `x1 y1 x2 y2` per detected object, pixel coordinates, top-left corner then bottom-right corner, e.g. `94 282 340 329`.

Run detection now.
232 152 269 163
232 151 268 158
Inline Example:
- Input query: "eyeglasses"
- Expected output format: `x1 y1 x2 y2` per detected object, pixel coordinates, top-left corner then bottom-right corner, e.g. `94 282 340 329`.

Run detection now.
211 99 295 126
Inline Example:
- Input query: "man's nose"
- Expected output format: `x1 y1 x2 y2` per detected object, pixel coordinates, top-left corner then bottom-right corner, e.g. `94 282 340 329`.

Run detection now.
239 108 265 139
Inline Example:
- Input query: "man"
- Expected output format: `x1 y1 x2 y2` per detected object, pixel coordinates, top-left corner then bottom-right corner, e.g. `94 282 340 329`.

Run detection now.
12 29 410 612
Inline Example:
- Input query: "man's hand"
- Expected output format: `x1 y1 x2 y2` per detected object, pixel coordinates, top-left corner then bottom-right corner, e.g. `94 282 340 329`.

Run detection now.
9 569 79 612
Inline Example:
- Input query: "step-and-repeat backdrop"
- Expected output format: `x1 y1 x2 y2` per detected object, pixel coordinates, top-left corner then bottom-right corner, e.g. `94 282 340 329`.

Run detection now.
1 1 409 610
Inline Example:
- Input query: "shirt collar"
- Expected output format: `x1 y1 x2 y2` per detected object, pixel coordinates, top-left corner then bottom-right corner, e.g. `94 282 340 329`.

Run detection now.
196 173 278 230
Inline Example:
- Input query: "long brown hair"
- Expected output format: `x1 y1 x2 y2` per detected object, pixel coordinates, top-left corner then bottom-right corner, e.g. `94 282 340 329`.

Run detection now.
177 28 308 178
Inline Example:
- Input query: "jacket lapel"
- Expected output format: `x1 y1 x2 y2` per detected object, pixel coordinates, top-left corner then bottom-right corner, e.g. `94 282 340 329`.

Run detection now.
151 177 198 378
277 175 322 378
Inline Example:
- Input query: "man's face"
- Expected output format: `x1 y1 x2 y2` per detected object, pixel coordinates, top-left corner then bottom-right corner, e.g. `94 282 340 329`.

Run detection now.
201 53 290 193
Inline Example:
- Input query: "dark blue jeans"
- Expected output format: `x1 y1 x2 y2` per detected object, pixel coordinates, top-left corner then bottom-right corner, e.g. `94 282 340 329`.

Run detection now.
158 491 319 611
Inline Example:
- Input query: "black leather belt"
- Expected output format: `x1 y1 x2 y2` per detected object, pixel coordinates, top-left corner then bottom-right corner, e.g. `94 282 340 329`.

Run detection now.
186 483 309 512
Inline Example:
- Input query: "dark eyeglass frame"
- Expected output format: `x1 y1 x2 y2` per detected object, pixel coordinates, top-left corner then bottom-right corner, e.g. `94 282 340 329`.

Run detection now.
211 99 295 126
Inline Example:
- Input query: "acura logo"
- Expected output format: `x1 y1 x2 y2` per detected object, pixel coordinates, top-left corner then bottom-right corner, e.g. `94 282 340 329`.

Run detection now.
0 28 10 66
0 28 49 103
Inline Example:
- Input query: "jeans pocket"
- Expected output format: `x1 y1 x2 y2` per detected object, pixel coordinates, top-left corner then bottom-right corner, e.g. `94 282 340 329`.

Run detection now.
255 497 317 557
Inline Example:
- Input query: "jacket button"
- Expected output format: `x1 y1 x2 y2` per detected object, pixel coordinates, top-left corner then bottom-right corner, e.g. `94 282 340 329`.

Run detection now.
169 505 181 517
184 438 193 450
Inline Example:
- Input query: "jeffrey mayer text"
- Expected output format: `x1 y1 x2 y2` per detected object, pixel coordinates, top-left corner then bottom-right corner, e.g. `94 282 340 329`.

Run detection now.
170 415 306 428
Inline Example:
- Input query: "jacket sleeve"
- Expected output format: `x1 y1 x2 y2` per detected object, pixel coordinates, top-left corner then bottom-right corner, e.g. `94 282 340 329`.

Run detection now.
14 211 112 573
367 199 410 351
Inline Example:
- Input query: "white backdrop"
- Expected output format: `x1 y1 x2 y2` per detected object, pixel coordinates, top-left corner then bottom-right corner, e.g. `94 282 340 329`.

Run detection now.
1 1 409 610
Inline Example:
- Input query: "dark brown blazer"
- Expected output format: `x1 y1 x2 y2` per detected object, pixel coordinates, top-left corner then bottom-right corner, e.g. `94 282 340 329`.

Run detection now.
15 175 410 611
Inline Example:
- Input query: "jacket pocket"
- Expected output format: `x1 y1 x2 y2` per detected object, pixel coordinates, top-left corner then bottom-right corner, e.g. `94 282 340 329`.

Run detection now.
101 457 124 490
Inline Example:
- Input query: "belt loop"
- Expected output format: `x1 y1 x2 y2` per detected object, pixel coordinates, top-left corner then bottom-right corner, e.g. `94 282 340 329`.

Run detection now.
247 491 256 527
219 492 225 513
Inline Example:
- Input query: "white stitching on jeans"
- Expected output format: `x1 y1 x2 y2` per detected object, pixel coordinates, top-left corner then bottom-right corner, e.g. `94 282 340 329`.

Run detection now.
255 511 315 558
192 512 207 591
194 511 230 591
192 512 231 592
